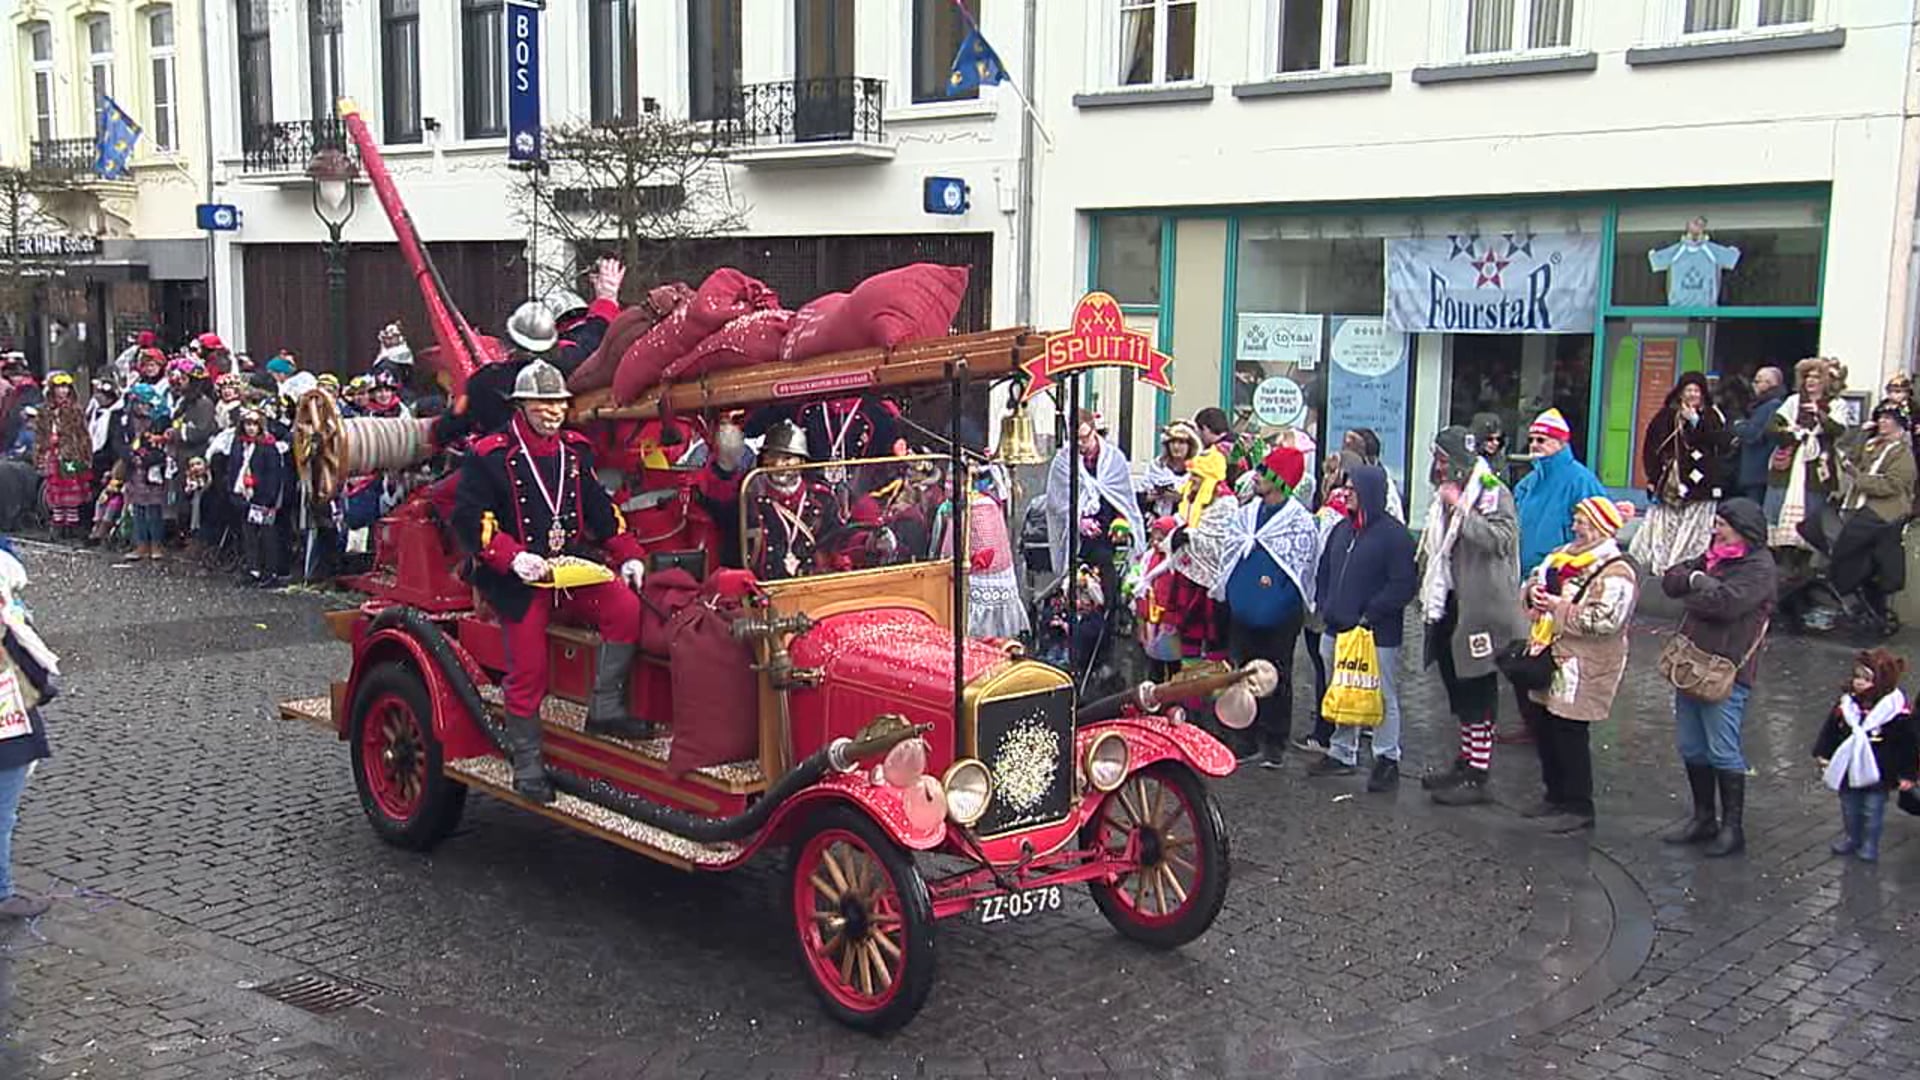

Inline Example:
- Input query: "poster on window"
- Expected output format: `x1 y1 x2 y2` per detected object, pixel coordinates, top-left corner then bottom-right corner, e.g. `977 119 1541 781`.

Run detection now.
1236 313 1322 369
1385 233 1601 335
1325 316 1412 501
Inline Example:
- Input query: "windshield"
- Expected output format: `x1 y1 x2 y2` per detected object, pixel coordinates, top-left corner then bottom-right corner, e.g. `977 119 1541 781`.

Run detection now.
738 454 967 582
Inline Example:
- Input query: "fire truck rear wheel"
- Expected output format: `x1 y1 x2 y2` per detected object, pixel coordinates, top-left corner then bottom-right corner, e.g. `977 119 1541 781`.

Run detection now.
788 806 937 1032
1081 762 1231 950
349 662 467 852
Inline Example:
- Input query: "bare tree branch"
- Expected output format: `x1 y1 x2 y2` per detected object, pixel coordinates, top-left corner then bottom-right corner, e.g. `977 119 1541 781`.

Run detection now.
509 116 749 301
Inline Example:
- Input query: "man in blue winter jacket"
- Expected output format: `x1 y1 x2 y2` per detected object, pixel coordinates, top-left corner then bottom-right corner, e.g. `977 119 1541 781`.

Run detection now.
1307 465 1418 791
1513 408 1608 576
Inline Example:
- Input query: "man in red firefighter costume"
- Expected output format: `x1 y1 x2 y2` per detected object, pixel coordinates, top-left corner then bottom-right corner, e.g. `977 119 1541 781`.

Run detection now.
452 358 652 805
744 420 844 581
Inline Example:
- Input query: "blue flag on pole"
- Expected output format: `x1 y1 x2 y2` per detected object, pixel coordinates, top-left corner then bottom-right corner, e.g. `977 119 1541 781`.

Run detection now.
946 28 1007 97
93 97 141 180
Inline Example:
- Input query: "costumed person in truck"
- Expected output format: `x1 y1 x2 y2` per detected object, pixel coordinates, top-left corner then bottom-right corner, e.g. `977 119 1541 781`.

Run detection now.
544 257 625 375
34 374 90 539
746 395 902 468
451 359 654 806
742 419 845 582
936 468 1030 641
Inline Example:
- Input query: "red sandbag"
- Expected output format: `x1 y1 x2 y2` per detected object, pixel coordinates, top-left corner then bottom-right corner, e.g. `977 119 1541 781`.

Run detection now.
662 308 795 381
566 282 693 393
637 566 702 656
849 263 969 347
779 292 855 362
611 270 776 402
666 588 759 777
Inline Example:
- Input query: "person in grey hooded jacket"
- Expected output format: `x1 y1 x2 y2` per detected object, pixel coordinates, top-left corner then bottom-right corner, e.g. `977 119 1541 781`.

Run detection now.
1418 426 1529 806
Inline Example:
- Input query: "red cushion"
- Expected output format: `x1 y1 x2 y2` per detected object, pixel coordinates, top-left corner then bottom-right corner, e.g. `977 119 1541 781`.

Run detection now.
611 270 777 402
779 291 856 362
567 305 662 393
848 263 970 347
661 309 795 381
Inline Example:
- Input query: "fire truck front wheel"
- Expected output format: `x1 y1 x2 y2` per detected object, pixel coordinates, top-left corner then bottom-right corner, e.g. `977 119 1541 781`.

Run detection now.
788 806 937 1032
349 663 468 851
1081 763 1231 950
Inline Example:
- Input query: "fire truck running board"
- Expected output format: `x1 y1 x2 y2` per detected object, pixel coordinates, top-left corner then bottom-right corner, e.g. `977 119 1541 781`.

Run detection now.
446 756 744 869
475 685 766 793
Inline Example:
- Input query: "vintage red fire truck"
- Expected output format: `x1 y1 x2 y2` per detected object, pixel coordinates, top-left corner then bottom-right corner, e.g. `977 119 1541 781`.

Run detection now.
279 101 1262 1031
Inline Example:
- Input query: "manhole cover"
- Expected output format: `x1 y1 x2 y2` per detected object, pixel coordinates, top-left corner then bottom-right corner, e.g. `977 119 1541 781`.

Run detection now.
250 972 376 1015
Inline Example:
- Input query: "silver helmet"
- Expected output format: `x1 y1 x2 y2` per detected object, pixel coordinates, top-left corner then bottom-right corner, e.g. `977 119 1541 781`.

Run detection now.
510 359 571 401
760 419 811 461
542 288 589 322
506 300 558 353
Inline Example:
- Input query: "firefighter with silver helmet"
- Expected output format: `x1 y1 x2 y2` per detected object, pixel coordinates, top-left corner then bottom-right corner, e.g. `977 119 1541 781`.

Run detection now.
544 256 624 374
743 418 845 582
451 358 653 805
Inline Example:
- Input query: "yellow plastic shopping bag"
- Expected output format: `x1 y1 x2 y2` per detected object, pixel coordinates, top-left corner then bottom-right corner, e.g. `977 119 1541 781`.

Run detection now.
1320 627 1385 728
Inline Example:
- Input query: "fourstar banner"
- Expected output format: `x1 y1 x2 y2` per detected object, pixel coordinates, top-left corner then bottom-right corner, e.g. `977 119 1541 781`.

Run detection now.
1385 233 1601 334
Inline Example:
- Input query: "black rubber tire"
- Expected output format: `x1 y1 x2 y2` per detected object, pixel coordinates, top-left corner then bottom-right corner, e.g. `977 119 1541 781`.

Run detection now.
787 805 937 1033
1082 762 1232 950
348 662 467 851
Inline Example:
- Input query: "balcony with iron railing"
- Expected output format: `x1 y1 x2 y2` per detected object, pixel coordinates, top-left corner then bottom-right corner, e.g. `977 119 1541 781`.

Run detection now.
709 76 894 167
29 138 103 179
240 118 359 181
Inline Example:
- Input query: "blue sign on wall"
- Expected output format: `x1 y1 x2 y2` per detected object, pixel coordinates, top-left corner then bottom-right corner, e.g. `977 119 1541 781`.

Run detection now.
924 177 970 215
196 204 241 231
506 0 542 162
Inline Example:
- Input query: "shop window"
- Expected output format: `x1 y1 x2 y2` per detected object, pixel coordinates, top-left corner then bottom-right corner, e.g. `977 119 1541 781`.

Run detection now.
1465 0 1575 55
913 0 977 102
463 0 507 138
688 0 742 122
1448 334 1592 478
1595 315 1819 487
1094 216 1161 305
1118 0 1199 86
589 0 637 125
1683 0 1815 35
1236 231 1383 315
26 23 55 142
148 8 178 152
1276 0 1369 73
237 0 273 148
1613 204 1824 308
382 0 422 144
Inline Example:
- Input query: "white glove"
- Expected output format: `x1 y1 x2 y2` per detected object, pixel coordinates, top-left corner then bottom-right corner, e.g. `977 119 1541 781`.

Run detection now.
620 559 646 592
511 551 551 584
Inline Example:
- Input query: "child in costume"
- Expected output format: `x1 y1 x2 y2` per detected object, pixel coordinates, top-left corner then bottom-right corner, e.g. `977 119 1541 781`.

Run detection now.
1812 648 1915 863
33 373 91 538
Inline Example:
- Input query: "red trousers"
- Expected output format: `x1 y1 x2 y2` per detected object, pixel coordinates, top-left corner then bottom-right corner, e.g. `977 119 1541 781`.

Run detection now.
500 579 641 715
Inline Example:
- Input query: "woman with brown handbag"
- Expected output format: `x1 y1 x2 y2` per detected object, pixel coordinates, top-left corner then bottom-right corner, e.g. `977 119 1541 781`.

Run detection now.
1659 498 1777 857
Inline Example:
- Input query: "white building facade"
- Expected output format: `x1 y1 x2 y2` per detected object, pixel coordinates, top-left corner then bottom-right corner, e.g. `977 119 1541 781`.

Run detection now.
1031 0 1920 508
203 0 1026 373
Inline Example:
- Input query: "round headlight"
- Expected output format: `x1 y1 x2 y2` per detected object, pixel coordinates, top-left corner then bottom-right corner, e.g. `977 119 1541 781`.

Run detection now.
1085 731 1130 793
942 758 993 826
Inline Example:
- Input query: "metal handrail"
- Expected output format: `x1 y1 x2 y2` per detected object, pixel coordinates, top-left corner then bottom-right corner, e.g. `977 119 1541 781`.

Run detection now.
241 118 358 174
712 76 886 147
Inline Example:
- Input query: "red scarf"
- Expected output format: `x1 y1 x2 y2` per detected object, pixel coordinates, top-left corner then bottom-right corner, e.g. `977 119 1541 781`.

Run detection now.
1703 540 1747 572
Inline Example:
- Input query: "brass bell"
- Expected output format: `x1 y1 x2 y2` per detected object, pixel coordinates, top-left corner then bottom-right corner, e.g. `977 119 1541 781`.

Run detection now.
995 401 1045 466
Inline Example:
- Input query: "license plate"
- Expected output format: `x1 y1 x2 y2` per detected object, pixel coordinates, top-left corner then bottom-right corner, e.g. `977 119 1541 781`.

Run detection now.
976 885 1064 925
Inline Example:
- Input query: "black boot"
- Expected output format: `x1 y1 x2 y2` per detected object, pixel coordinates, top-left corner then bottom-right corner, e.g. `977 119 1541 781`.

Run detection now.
1431 767 1490 806
1663 763 1719 844
1704 770 1745 857
504 711 556 804
1422 758 1470 791
584 642 661 741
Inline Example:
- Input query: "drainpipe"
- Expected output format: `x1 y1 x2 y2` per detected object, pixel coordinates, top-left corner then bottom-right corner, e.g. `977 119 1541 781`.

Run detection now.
1014 0 1036 326
199 0 218 331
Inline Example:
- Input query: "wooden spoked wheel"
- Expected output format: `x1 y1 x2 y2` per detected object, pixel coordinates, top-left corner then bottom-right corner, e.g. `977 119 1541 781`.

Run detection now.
292 388 347 503
1083 763 1231 948
788 807 936 1031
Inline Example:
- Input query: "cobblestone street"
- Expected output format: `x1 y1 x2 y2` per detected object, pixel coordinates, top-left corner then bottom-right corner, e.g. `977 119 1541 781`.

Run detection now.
0 540 1915 1079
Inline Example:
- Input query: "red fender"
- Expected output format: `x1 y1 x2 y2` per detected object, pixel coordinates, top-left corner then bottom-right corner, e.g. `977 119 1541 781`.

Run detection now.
712 771 948 869
1079 713 1237 779
344 621 497 761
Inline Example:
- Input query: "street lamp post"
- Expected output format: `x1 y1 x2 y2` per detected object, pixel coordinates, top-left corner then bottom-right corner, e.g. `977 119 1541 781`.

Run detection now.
306 145 359 375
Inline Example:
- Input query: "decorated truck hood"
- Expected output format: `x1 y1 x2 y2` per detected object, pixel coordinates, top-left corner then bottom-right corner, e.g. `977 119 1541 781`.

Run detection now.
788 608 1015 704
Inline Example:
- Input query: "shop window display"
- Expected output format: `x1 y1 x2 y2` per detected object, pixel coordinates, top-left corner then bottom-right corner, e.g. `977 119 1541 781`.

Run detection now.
1613 203 1823 309
1447 334 1592 481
